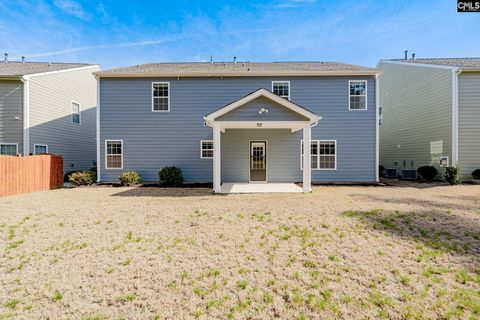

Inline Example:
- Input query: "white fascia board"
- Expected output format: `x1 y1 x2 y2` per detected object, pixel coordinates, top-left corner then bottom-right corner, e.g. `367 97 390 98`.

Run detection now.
204 88 319 124
22 65 101 79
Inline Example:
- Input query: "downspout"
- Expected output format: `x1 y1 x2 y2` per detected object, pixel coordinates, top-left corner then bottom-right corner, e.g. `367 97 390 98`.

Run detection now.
20 76 30 156
375 74 380 182
451 68 461 166
96 76 101 182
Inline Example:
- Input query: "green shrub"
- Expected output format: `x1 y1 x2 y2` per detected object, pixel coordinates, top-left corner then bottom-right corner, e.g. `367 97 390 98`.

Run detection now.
417 166 438 182
472 169 480 180
69 171 96 186
119 171 142 186
64 170 81 182
159 166 183 187
379 165 385 178
444 166 461 185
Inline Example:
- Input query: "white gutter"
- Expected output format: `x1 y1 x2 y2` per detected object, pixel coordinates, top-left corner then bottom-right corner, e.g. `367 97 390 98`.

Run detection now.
20 77 30 155
452 68 461 166
94 70 381 78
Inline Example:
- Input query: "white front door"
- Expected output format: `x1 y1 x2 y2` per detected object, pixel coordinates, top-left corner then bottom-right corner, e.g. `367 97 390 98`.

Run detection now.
250 141 267 182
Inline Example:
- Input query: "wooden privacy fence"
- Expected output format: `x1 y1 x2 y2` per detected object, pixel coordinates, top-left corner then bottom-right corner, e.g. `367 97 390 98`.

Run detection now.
0 154 64 197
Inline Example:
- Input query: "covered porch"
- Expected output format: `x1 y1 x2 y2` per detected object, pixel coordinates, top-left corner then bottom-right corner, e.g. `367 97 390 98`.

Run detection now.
204 88 321 193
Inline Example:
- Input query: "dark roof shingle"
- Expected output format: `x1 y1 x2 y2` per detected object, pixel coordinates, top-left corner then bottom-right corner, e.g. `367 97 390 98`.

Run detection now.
390 57 480 69
0 61 93 77
96 61 378 77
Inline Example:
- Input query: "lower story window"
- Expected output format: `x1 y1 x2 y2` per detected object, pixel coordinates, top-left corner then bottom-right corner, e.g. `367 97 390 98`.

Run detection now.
301 140 337 170
200 140 213 158
0 144 18 156
106 140 123 169
34 144 48 155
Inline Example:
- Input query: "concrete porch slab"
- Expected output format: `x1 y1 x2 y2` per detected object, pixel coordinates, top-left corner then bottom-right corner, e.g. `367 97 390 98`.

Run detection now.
220 182 303 194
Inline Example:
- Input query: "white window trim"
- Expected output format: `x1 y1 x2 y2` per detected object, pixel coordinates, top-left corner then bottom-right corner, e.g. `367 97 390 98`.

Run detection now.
0 143 19 156
200 140 214 159
71 100 81 124
105 139 123 169
272 81 290 100
33 144 48 154
300 140 337 171
348 80 368 111
151 82 170 112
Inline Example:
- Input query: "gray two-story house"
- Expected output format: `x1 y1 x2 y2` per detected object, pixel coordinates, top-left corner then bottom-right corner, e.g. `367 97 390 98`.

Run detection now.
0 60 100 172
95 62 380 192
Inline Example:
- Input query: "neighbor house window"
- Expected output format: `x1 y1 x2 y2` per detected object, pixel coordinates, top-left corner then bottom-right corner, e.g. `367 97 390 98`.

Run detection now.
0 144 18 156
272 81 290 100
34 144 48 154
106 140 123 169
200 140 213 158
72 101 81 124
301 140 336 170
152 82 170 111
349 80 367 110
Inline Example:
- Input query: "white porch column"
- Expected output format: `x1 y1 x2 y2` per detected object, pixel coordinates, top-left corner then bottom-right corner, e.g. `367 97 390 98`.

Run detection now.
302 126 312 193
213 126 221 193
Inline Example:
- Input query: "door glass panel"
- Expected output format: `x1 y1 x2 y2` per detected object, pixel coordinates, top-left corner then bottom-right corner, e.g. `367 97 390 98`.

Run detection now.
251 143 265 170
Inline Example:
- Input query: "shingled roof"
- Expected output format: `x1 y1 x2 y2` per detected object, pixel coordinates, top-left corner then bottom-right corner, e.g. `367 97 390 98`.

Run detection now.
96 61 379 77
0 61 95 78
389 58 480 70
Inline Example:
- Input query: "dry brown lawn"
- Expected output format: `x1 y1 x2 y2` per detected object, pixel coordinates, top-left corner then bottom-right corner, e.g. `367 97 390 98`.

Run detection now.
0 184 479 319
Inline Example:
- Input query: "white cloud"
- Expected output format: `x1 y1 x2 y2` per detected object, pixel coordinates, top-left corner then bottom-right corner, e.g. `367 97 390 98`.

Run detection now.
274 0 316 8
53 0 89 19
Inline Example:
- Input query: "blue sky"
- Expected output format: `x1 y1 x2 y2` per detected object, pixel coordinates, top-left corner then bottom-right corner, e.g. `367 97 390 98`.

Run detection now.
0 0 478 69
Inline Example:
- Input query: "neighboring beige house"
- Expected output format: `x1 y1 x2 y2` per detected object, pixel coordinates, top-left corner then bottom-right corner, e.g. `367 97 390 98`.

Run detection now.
378 58 480 179
0 60 101 172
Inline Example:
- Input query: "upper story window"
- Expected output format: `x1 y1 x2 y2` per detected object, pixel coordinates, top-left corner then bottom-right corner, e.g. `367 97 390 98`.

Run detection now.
200 140 213 158
34 144 48 154
349 80 367 110
152 82 170 112
301 140 337 170
0 144 18 156
106 140 123 169
272 81 290 100
72 101 81 124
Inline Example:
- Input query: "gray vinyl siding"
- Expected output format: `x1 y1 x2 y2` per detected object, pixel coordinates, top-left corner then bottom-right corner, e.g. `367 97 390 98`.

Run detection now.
216 96 309 121
0 80 23 154
99 76 376 183
458 72 480 178
28 66 100 171
378 62 453 172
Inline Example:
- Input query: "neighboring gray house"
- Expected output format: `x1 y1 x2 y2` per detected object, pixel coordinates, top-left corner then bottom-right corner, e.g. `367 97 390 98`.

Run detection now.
378 58 480 179
0 60 100 172
95 61 380 192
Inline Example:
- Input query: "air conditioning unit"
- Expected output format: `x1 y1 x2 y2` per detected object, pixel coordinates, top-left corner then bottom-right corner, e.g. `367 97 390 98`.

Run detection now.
401 169 418 180
385 168 400 178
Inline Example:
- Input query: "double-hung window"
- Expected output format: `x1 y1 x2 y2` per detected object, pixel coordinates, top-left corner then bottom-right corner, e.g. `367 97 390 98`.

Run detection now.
0 144 18 156
200 140 214 159
272 81 290 100
106 140 123 169
72 101 81 124
152 82 170 111
34 144 48 154
349 80 367 110
301 140 337 170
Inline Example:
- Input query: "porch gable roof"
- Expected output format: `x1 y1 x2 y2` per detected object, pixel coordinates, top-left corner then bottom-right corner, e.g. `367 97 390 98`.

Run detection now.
204 88 320 126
